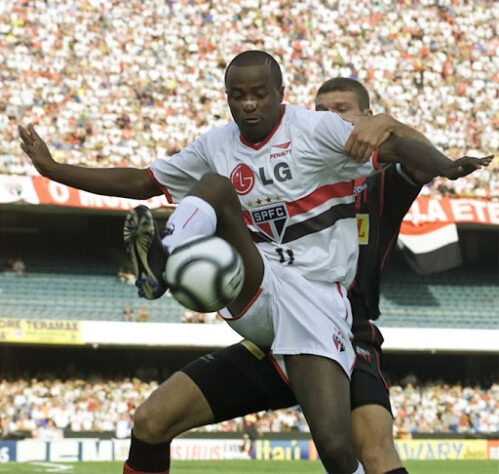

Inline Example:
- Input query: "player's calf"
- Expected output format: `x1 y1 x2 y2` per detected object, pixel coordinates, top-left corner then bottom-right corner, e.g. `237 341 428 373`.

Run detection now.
124 431 171 474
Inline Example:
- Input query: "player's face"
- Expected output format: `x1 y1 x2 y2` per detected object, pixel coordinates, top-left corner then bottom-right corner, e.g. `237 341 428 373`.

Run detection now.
315 90 370 121
226 64 284 143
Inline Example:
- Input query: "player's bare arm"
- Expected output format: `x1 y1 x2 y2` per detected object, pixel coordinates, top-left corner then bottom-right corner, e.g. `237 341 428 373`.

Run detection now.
384 117 439 183
345 113 433 162
377 134 492 180
349 114 444 184
19 124 160 199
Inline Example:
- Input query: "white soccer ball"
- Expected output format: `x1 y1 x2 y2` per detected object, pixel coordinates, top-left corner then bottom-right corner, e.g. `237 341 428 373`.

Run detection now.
165 235 245 312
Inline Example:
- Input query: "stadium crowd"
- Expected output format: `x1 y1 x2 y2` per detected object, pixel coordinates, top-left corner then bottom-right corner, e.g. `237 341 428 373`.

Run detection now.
1 376 498 439
0 0 497 198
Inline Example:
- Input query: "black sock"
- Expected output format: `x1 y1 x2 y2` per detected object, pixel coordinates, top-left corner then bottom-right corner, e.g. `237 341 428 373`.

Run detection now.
384 468 409 474
126 431 171 472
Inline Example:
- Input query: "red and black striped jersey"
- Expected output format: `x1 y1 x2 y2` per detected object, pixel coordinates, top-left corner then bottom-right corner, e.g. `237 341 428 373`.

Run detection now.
348 164 422 345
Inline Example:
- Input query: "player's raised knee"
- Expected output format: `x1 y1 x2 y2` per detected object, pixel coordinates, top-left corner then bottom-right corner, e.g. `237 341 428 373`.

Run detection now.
316 435 356 473
197 173 239 206
132 402 170 444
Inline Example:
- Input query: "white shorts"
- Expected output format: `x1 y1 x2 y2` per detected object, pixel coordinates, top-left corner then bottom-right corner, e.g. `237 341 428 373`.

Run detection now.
218 253 356 380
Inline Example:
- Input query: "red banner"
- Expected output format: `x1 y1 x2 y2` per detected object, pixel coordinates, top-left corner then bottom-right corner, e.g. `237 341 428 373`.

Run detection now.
488 439 499 460
401 196 499 233
1 176 498 225
30 176 171 210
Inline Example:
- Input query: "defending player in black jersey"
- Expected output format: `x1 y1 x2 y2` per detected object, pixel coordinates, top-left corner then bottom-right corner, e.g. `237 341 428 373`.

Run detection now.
316 78 436 474
117 78 482 474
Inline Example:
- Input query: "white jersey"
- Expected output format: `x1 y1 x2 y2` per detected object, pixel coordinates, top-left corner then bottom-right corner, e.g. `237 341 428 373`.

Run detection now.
149 104 375 287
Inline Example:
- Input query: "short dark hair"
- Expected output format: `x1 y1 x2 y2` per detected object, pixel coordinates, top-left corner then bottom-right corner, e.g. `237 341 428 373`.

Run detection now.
224 50 283 89
316 78 370 110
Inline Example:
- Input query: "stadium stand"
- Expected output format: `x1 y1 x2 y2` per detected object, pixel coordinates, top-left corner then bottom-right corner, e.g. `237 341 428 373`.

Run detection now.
0 271 185 322
379 270 499 329
1 376 497 438
0 0 497 199
1 265 497 327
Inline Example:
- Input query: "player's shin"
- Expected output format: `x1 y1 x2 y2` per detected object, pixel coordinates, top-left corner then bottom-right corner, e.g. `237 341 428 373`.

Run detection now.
162 195 217 252
124 430 171 473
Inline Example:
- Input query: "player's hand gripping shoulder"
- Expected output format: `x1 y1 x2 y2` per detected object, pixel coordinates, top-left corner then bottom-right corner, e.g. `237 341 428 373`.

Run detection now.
344 113 435 163
19 124 56 177
343 114 393 162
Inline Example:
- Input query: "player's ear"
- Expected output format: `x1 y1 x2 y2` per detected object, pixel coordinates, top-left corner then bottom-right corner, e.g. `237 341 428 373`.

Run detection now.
279 86 285 102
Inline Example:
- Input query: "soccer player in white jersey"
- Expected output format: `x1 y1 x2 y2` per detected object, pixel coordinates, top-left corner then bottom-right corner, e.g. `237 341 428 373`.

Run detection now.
19 51 491 474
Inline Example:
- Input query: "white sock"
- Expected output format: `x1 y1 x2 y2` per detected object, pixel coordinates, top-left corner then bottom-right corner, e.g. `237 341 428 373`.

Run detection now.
324 460 365 474
352 460 365 474
162 195 217 252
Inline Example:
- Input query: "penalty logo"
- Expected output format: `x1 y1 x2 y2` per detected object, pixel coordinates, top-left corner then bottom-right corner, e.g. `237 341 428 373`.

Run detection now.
250 203 288 242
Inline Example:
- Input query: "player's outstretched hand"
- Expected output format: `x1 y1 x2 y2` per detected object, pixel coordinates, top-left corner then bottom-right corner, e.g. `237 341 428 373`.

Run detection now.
19 124 55 176
442 154 494 180
344 114 392 163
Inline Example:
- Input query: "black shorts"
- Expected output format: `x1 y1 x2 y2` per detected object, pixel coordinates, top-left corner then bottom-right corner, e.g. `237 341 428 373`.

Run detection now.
351 341 392 415
181 341 297 423
182 339 391 422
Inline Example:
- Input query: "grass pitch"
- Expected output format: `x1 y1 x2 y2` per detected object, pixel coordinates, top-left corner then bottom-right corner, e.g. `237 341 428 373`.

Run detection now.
1 460 497 473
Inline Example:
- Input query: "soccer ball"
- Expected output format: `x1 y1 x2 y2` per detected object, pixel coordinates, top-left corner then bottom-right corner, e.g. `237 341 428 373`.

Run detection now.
165 235 245 312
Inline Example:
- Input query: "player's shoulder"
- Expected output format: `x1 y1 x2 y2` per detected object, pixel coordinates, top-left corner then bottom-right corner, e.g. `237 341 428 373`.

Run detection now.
284 103 322 128
284 103 351 134
204 121 239 140
198 122 239 150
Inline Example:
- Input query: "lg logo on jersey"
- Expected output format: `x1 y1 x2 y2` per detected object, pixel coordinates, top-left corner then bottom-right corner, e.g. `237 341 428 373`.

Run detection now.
231 163 293 195
230 164 254 195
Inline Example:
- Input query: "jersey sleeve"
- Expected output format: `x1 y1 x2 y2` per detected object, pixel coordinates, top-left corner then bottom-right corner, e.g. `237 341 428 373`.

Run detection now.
382 163 423 227
148 134 213 203
313 112 374 180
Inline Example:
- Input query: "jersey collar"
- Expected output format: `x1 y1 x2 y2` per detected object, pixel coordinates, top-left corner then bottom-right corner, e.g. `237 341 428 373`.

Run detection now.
239 104 286 151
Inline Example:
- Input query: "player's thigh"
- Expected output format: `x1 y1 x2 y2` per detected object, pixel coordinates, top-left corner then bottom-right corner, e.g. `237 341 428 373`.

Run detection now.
183 342 297 422
285 354 352 441
134 371 214 440
350 342 391 412
190 173 263 314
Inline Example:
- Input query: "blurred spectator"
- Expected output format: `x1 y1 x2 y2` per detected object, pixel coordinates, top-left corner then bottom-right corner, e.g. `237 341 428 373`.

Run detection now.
240 433 252 459
0 1 496 199
115 412 132 439
182 310 218 323
122 304 135 322
117 267 135 285
196 312 207 324
182 310 196 324
33 419 63 441
137 305 150 322
12 257 26 276
242 413 262 442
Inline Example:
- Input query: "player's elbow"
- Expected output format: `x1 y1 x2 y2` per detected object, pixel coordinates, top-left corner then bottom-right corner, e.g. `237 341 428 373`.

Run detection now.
128 169 163 200
376 134 401 164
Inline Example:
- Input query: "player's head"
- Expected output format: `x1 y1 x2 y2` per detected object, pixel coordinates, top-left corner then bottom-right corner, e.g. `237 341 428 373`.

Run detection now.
315 78 372 121
225 50 284 143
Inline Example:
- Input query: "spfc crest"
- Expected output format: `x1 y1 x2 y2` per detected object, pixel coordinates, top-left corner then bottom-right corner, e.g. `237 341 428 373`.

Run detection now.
250 203 288 243
333 331 346 352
